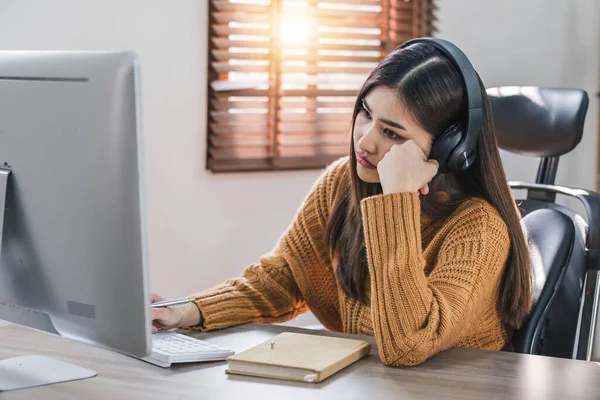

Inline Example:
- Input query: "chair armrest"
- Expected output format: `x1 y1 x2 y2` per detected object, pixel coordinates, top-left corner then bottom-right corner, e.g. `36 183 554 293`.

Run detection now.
509 181 600 257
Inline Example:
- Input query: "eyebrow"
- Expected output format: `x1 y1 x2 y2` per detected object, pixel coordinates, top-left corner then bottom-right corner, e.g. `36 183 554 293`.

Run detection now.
362 98 406 131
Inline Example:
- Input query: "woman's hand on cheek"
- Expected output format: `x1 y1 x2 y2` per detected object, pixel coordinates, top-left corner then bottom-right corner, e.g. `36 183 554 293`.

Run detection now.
377 140 439 195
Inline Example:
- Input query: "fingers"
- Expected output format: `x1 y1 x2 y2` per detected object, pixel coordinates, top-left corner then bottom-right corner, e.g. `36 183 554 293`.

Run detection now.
404 140 427 161
151 308 170 323
151 294 173 334
427 159 439 178
416 143 428 161
152 308 170 334
388 140 428 161
152 308 172 330
420 160 438 196
151 293 166 303
152 322 169 334
382 141 439 195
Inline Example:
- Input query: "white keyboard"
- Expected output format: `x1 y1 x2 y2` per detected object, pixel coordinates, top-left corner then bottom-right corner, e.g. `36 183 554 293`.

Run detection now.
139 331 235 368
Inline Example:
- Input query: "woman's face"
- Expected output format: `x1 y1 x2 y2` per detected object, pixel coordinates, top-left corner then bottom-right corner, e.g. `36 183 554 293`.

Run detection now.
353 86 433 183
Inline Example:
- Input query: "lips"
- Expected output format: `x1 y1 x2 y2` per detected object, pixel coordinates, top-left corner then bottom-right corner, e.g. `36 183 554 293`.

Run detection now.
356 152 376 170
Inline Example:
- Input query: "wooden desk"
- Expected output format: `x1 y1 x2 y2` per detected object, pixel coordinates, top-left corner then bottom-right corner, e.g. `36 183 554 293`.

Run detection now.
0 322 599 399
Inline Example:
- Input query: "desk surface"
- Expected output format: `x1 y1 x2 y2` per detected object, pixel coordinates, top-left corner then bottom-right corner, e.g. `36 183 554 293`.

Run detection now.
0 322 599 400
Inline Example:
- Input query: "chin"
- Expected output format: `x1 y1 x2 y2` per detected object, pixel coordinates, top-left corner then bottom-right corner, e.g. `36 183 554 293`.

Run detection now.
356 164 380 183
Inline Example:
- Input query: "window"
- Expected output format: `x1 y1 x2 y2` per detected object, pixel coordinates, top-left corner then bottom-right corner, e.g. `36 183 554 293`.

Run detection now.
207 0 437 172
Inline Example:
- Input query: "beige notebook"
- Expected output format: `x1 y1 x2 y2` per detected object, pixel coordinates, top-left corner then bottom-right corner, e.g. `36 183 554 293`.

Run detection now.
225 332 371 383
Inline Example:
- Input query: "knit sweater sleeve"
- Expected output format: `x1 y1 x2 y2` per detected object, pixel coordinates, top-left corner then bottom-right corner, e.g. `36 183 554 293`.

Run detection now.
360 192 510 366
187 158 348 332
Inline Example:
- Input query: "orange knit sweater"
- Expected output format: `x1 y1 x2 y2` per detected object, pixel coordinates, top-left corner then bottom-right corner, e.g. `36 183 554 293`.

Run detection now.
190 157 511 366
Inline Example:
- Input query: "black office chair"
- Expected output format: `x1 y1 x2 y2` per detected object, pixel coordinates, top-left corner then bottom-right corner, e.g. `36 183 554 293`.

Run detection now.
487 86 600 360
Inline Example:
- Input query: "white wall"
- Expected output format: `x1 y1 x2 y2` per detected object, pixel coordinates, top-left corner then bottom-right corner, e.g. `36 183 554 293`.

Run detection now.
0 0 322 304
437 0 600 207
0 1 598 307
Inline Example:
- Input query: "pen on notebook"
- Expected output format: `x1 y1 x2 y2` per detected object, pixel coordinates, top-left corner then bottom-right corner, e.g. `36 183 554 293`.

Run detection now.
150 297 196 308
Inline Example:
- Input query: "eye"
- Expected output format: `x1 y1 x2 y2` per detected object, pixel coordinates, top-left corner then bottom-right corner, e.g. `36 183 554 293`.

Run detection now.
359 105 371 120
383 127 402 140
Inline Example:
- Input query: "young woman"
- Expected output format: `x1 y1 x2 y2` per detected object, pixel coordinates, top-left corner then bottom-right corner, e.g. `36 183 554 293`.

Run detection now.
151 38 532 367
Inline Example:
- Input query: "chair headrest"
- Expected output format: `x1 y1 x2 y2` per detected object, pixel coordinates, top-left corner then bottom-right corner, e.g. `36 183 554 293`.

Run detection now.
486 87 589 157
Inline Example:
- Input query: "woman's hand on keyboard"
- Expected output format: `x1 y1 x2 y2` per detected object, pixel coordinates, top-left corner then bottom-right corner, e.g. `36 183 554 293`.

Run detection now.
150 293 201 334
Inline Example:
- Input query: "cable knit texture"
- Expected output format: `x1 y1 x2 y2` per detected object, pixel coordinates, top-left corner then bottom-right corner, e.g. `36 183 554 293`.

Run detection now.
189 157 511 366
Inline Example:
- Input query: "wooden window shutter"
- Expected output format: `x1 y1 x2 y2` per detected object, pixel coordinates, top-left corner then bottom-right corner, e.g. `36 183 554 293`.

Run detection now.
207 0 438 172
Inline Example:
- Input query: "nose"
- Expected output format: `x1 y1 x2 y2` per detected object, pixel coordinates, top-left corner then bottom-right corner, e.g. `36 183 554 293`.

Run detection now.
357 122 377 155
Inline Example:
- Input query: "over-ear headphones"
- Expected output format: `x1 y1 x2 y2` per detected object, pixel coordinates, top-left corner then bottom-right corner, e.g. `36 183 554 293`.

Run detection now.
397 38 483 173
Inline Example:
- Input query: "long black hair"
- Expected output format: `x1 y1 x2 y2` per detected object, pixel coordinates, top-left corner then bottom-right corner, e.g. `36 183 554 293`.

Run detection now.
325 43 532 329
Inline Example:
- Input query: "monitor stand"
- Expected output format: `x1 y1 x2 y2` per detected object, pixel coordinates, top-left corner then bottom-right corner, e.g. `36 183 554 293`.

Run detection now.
0 355 97 392
0 168 97 391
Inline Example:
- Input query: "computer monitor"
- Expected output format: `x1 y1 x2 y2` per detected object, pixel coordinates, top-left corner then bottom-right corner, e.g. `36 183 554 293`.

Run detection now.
0 51 152 390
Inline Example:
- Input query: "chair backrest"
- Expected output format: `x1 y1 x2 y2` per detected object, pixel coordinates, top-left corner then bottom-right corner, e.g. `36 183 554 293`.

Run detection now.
487 87 588 159
512 208 586 357
487 86 588 188
487 86 594 359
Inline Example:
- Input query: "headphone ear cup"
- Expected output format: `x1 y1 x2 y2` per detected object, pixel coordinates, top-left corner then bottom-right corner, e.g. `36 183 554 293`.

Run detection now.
430 123 464 173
